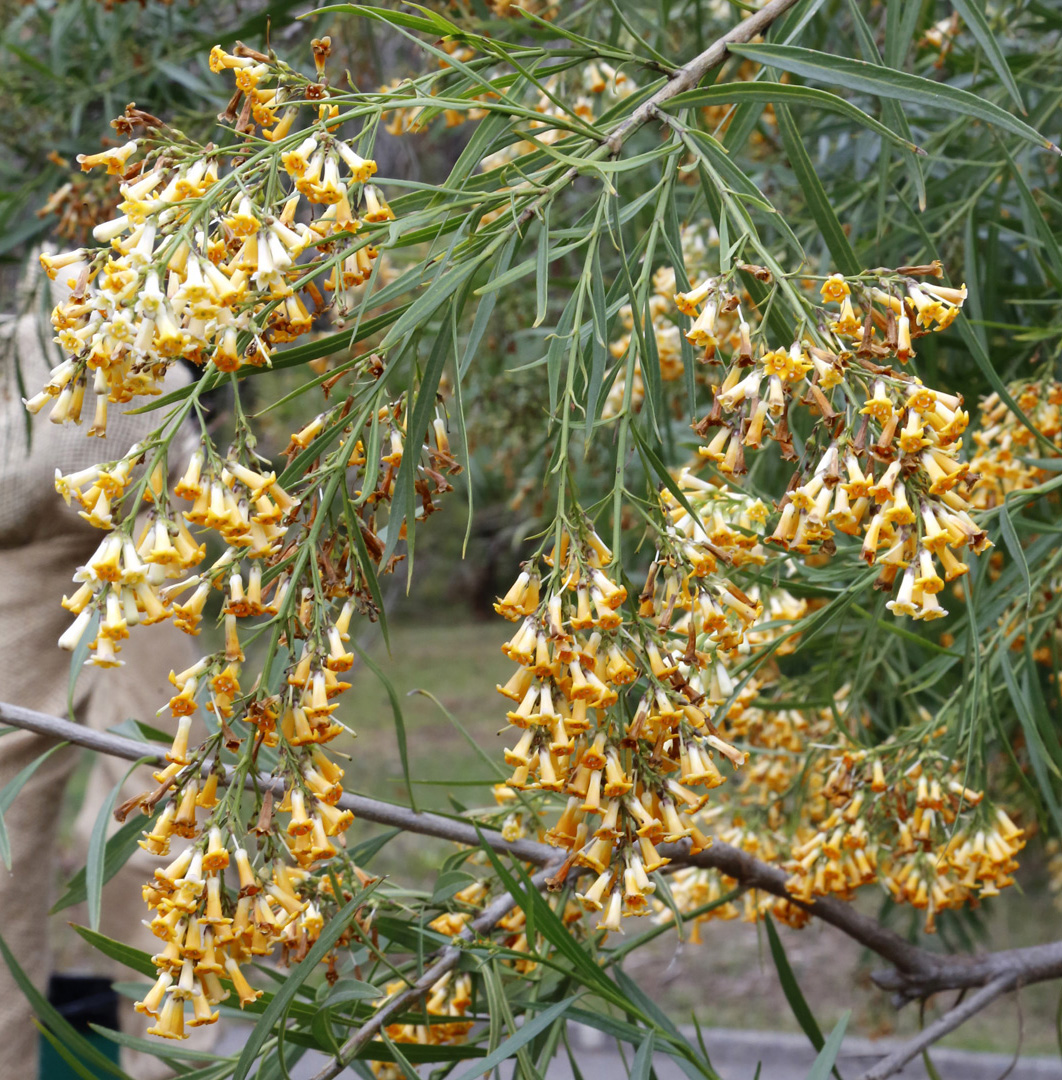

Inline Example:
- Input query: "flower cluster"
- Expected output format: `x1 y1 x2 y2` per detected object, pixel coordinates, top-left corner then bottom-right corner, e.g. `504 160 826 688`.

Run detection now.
490 471 811 933
25 45 389 439
374 971 474 1072
50 385 460 1036
651 691 1025 935
25 41 473 1041
135 846 323 1038
684 269 985 622
968 380 1062 509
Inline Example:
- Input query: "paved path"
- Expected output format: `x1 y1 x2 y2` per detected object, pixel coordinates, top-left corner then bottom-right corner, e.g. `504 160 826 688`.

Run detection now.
214 1022 1062 1078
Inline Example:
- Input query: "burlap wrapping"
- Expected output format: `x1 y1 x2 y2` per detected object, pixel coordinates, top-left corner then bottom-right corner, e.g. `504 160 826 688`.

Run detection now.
0 297 215 1079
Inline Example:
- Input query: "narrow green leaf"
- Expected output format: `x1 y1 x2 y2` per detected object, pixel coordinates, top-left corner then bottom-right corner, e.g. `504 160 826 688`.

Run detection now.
0 741 69 870
91 1024 231 1063
73 927 155 978
764 917 828 1058
347 509 390 653
359 1042 485 1064
449 996 576 1080
431 869 477 904
722 98 768 151
922 1049 945 1080
477 838 626 1007
310 981 383 1058
409 689 508 780
1 794 12 872
445 110 512 191
325 980 384 1003
1000 146 1062 289
805 1012 850 1080
35 1023 112 1080
962 212 987 350
999 649 1062 830
0 931 133 1080
848 0 925 211
667 83 922 154
950 0 1025 113
631 1032 656 1080
773 100 861 275
380 256 481 351
584 243 609 447
312 5 443 35
546 289 579 417
998 503 1030 610
885 0 921 68
381 327 451 582
233 887 373 1080
731 43 1058 154
535 203 550 329
87 759 148 933
631 424 710 534
67 611 98 721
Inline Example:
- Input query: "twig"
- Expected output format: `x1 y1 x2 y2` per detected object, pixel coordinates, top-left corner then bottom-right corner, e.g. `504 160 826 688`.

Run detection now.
0 700 925 971
0 700 551 866
856 974 1016 1080
515 0 802 226
603 0 804 153
308 861 563 1080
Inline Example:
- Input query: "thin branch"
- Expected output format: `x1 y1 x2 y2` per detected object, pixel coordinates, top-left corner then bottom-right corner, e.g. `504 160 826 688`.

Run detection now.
603 0 804 153
9 697 1062 1004
856 974 1016 1080
308 861 563 1080
0 700 926 970
0 700 552 866
515 0 802 226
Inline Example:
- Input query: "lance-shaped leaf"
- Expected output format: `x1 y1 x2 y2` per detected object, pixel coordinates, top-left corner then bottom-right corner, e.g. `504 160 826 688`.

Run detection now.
665 82 924 154
730 43 1059 154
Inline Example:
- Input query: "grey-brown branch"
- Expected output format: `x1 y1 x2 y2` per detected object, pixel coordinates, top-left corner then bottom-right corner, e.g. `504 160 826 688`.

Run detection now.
515 0 803 228
307 861 564 1080
6 696 1062 1016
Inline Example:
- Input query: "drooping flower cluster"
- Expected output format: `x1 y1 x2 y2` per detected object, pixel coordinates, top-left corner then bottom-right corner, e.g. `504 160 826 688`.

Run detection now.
683 269 985 622
26 41 471 1040
489 471 819 933
25 43 389 439
651 688 1026 935
50 386 461 1036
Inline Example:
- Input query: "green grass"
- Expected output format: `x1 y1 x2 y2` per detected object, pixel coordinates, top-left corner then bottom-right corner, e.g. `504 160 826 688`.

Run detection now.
325 617 513 879
333 617 512 808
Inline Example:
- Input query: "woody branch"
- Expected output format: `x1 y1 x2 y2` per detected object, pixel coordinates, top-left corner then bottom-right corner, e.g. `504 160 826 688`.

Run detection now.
5 697 1062 1015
